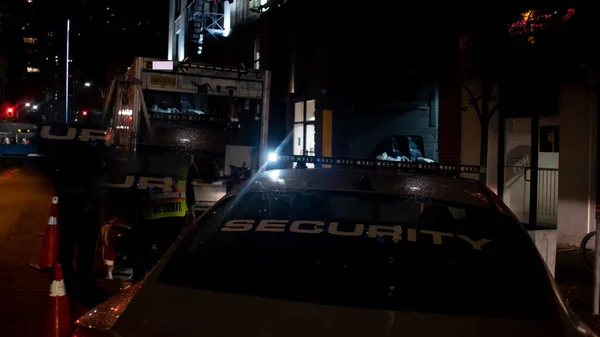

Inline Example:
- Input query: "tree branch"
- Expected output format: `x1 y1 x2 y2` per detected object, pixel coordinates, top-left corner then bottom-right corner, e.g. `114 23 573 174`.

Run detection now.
462 82 482 116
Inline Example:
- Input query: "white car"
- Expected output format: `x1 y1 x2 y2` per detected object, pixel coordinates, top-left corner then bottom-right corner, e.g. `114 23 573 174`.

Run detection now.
73 163 597 337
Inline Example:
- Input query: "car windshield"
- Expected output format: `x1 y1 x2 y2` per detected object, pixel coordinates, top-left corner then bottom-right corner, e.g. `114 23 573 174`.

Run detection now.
159 190 554 319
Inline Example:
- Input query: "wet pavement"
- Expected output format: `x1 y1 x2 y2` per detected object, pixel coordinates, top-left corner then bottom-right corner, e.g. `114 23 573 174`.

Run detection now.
0 164 53 337
556 249 600 333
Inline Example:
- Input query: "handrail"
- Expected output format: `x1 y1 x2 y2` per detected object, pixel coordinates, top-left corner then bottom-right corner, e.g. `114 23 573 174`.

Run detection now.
187 0 198 22
503 165 559 222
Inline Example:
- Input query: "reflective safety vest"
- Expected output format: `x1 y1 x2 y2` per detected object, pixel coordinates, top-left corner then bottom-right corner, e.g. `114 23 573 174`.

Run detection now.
142 180 188 220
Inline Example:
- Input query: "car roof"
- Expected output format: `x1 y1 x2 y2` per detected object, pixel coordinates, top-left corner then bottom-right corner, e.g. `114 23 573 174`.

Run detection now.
238 168 491 209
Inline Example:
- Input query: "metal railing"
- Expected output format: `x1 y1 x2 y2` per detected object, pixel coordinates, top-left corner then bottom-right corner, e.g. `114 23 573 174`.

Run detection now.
504 166 559 223
533 168 559 218
187 1 197 22
186 1 225 33
205 12 225 32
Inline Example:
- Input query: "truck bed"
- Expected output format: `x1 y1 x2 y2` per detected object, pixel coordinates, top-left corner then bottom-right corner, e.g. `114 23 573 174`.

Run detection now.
192 180 227 212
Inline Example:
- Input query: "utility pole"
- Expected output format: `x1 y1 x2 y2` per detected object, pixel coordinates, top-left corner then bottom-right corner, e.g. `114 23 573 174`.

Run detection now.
65 19 70 123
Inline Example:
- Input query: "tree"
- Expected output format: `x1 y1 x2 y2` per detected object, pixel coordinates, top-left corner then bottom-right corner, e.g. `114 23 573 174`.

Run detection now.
458 9 510 184
461 68 500 184
460 6 580 183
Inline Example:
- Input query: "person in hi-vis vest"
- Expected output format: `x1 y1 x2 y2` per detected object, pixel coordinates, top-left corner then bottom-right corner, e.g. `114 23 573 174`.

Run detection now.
132 154 197 282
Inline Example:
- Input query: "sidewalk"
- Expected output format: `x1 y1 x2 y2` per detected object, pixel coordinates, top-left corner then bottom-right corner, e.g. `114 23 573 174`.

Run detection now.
556 249 600 333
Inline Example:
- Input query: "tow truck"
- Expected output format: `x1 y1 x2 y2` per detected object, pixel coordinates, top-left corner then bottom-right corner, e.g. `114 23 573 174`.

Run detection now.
102 57 272 212
38 57 272 213
36 57 272 279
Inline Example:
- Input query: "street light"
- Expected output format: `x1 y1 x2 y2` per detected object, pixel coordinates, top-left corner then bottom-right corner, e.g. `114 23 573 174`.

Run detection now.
25 102 31 107
85 82 91 87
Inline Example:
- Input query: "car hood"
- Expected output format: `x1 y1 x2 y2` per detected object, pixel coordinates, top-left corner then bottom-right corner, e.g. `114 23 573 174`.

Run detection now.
106 280 569 337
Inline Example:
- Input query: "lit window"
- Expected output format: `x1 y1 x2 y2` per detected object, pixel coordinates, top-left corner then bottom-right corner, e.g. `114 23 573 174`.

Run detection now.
23 37 36 43
27 0 33 3
293 100 317 167
26 67 40 73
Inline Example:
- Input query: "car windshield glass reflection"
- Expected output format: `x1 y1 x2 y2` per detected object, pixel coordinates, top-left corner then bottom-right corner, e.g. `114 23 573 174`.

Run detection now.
160 190 553 319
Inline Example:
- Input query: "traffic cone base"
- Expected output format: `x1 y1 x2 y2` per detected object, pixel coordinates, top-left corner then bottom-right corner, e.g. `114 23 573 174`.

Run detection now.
44 264 73 337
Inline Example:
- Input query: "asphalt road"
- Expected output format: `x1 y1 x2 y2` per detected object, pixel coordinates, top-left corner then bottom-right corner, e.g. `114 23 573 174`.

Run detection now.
0 163 53 337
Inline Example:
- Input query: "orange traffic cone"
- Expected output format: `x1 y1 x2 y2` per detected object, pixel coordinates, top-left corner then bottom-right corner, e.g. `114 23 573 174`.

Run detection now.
44 264 73 337
31 196 60 270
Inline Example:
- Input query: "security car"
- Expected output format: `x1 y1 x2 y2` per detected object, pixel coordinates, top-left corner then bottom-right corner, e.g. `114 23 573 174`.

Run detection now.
73 156 596 337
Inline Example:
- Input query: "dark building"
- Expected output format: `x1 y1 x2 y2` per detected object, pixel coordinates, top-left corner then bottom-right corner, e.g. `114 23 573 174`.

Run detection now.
170 0 467 162
0 0 63 106
0 1 11 105
168 0 269 63
68 0 169 91
0 0 168 116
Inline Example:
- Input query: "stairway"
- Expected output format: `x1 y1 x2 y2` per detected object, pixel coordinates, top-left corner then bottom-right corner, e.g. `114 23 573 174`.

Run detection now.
187 0 206 45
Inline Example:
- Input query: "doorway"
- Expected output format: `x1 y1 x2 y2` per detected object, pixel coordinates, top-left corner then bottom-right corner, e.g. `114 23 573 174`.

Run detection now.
501 116 559 228
293 99 316 167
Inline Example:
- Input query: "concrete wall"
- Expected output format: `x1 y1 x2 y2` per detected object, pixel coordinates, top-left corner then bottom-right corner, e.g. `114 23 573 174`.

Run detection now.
528 229 557 277
167 0 187 62
460 80 598 248
460 81 499 185
557 84 597 248
167 0 175 61
438 78 462 164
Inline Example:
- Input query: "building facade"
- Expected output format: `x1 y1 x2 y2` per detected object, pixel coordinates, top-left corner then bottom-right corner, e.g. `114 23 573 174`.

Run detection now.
0 1 11 105
168 0 467 163
8 0 64 103
167 0 282 63
194 1 597 252
459 6 598 249
0 0 168 118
